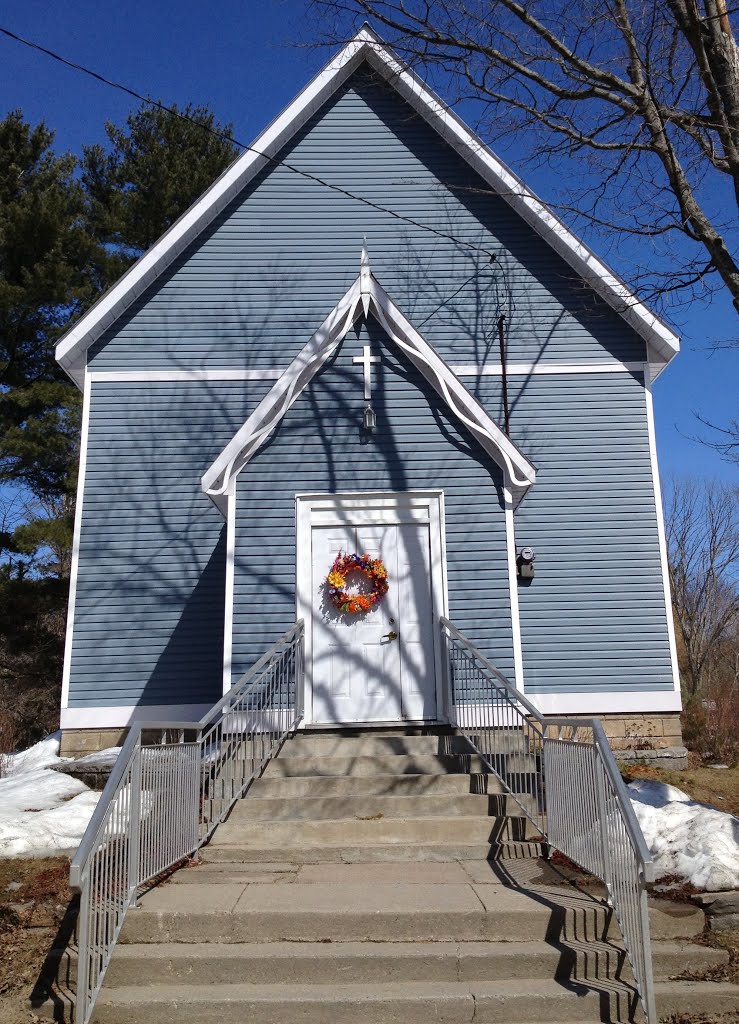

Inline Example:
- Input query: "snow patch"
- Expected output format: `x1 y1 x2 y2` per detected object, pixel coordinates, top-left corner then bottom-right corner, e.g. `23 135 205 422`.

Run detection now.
628 780 739 892
0 733 100 859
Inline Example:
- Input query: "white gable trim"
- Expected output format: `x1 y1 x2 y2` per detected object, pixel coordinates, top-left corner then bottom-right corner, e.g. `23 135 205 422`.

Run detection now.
201 261 535 514
55 27 678 389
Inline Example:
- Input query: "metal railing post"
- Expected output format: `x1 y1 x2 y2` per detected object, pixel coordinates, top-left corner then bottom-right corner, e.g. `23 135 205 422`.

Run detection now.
74 879 91 1024
594 748 614 900
128 744 142 906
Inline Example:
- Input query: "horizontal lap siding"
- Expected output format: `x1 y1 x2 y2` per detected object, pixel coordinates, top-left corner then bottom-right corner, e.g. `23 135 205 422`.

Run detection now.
88 69 646 373
68 381 270 707
490 372 674 694
231 321 513 685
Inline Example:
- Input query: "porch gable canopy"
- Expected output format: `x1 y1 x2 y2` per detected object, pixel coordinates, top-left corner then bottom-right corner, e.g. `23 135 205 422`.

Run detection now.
202 250 536 514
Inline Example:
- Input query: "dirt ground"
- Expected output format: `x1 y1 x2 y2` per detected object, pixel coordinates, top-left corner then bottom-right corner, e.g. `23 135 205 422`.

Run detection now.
621 754 739 817
0 857 73 1023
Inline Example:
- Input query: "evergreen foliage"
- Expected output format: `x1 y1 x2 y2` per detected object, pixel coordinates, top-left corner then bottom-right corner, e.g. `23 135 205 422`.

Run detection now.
0 103 237 748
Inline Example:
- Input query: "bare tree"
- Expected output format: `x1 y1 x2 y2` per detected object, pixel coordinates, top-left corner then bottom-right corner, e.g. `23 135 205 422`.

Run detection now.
314 0 739 319
665 477 739 700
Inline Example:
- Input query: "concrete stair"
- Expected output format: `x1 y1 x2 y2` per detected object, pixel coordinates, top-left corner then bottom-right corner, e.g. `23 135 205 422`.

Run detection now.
86 727 736 1023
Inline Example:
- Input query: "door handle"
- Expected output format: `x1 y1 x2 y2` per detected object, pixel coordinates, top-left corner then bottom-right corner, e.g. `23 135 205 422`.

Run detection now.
382 630 398 641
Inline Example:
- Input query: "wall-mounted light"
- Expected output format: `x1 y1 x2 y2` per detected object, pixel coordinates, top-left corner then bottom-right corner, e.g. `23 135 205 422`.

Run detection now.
517 546 535 580
363 403 377 433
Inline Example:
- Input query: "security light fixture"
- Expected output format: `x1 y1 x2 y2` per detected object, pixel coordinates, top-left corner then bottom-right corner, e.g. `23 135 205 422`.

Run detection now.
363 403 377 433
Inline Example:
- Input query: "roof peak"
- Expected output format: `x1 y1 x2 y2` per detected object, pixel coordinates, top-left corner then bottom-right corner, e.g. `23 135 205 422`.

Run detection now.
55 26 678 387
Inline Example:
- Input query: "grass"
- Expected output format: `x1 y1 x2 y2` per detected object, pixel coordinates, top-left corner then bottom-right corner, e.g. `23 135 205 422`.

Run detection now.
620 753 739 817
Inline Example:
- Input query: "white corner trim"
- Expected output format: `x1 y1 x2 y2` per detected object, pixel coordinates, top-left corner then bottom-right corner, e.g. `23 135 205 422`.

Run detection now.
222 484 237 695
54 26 678 390
528 690 682 716
88 369 283 383
450 360 645 377
202 254 536 513
644 383 682 703
503 487 525 693
60 369 91 712
60 704 215 730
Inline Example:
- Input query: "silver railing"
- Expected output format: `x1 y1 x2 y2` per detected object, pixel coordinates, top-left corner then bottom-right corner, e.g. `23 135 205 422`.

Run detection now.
69 621 304 1024
440 616 656 1024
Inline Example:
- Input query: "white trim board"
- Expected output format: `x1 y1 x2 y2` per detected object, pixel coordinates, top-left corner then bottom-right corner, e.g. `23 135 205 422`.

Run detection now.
60 704 214 729
87 362 644 383
222 484 237 695
503 487 525 693
644 382 682 704
295 491 449 728
450 361 645 377
59 691 681 731
60 369 91 712
528 690 682 716
88 369 283 383
55 26 679 388
202 250 536 514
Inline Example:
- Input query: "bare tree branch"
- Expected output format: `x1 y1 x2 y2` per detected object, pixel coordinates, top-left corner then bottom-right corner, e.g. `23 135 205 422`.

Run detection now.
313 0 739 319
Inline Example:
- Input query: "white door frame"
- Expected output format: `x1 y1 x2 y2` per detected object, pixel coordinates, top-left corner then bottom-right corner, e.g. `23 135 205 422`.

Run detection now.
295 491 449 727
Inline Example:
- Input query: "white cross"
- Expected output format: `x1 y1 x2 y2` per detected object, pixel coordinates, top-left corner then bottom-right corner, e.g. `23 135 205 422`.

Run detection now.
353 345 380 401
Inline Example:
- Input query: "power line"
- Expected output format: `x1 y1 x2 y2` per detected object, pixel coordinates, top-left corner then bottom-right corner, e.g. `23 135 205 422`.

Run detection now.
0 24 497 260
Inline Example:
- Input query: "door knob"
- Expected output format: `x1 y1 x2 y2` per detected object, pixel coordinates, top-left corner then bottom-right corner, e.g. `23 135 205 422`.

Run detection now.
383 630 398 641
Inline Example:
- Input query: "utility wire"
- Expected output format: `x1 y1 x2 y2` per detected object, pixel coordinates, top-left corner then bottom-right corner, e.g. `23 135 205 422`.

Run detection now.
0 24 497 260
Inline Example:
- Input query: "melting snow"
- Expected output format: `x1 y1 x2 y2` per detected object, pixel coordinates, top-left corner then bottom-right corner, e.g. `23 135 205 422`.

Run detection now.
628 779 739 892
0 733 100 859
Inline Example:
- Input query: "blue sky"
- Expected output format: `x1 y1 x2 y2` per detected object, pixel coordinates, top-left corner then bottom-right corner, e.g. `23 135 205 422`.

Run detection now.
1 0 736 483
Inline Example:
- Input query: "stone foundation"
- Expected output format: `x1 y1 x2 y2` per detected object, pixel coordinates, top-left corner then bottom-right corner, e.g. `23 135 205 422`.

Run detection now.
549 712 688 770
59 728 129 759
600 712 684 751
59 712 688 767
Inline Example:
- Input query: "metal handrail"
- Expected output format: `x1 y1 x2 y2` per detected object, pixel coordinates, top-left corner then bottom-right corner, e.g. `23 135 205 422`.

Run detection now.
440 615 656 1024
69 620 304 1024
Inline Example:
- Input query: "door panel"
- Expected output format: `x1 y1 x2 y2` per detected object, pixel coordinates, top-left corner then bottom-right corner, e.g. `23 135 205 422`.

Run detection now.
396 522 436 720
310 517 437 724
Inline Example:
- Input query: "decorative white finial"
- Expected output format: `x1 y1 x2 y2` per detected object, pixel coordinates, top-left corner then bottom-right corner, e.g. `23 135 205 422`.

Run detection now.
360 241 371 317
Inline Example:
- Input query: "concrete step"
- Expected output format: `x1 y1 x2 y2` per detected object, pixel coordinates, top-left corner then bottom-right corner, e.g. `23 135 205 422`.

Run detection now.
119 881 704 945
281 733 530 758
200 838 546 864
103 939 728 987
92 977 632 1023
263 752 538 778
213 813 542 849
91 977 739 1024
247 770 504 798
229 791 540 822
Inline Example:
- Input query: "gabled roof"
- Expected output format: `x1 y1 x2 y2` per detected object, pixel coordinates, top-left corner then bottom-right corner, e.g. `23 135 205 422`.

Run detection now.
202 248 536 515
55 25 680 388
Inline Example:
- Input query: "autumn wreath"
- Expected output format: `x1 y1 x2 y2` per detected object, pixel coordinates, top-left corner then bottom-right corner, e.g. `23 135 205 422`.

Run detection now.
326 552 389 614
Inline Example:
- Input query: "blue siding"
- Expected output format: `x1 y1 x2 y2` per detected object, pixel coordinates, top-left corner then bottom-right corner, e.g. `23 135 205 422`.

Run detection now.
67 61 675 717
88 68 647 373
499 372 672 693
231 320 513 684
69 381 270 708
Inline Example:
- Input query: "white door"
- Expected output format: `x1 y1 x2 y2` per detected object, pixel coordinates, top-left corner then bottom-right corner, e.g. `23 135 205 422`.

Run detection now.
311 521 437 724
